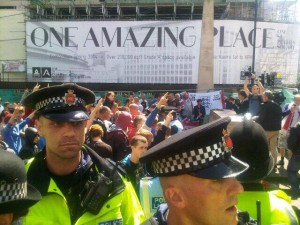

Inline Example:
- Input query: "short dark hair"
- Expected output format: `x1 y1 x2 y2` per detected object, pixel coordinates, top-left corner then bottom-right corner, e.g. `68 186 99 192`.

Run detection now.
131 135 147 147
99 106 111 114
133 115 146 127
238 90 247 98
263 90 273 100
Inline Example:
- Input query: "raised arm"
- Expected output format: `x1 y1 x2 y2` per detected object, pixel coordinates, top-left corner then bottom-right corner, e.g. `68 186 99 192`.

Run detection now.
143 92 168 129
243 78 250 97
86 98 103 130
256 79 265 95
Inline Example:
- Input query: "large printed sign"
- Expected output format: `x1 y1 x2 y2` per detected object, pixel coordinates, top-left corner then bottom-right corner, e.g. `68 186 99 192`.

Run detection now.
189 90 223 115
26 20 299 85
2 61 25 72
26 21 201 84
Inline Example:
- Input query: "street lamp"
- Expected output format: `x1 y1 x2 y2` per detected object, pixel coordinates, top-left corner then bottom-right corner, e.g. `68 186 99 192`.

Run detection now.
252 0 259 74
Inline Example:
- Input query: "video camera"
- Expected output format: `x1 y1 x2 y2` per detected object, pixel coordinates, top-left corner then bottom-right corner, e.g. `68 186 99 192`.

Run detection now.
273 91 286 105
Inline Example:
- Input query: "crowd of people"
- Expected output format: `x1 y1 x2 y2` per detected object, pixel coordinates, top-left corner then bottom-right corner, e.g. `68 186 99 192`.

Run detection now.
0 81 299 225
225 74 300 200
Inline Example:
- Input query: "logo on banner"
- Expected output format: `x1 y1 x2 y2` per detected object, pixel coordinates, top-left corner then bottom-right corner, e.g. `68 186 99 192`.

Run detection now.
32 67 52 78
32 67 41 78
42 67 51 77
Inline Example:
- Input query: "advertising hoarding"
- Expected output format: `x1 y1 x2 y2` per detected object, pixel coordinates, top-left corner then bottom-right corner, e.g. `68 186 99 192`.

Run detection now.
26 20 299 85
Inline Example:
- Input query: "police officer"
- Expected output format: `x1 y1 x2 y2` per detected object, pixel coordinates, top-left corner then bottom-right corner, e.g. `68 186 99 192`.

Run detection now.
0 149 41 225
21 83 145 224
230 116 299 225
140 117 249 225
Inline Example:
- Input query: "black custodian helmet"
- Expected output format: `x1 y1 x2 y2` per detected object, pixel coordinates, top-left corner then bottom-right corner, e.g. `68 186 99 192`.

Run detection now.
229 117 274 182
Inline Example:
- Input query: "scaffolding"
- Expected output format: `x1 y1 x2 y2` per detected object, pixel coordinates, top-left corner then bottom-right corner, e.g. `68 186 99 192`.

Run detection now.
18 0 298 23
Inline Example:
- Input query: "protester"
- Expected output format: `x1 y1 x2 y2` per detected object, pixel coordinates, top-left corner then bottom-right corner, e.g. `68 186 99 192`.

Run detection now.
0 98 4 114
106 111 131 161
128 114 146 143
22 83 145 224
103 91 115 109
0 149 41 225
277 94 300 166
18 127 40 160
1 106 35 154
287 121 300 199
193 99 206 125
253 90 282 165
180 91 193 120
121 135 149 197
0 110 10 140
140 117 249 225
86 124 112 159
139 93 148 112
236 90 249 115
136 128 154 146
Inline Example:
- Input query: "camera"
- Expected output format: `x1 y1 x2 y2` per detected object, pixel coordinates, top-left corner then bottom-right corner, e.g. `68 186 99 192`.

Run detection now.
273 91 286 105
80 173 112 214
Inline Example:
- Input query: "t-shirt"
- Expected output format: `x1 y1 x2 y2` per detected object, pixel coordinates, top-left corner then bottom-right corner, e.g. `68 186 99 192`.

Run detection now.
248 94 262 116
121 154 147 197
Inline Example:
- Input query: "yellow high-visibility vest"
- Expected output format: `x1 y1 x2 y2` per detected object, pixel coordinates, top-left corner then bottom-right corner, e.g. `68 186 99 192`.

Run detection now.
23 158 145 225
238 190 299 225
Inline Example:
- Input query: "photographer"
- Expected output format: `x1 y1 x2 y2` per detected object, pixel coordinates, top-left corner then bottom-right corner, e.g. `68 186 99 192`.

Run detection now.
244 74 264 116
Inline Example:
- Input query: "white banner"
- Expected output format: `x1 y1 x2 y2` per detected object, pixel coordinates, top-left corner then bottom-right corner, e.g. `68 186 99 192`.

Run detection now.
213 21 299 85
2 61 26 72
26 21 201 84
26 20 299 85
189 90 223 115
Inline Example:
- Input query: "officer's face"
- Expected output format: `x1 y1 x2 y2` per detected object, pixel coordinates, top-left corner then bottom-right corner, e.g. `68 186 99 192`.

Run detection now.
0 213 13 225
161 175 243 225
36 116 86 161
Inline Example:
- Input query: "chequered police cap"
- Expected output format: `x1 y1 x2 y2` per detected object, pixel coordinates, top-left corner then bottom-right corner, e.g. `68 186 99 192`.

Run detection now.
22 83 95 113
140 117 249 178
35 95 85 111
0 149 41 214
0 181 27 203
152 141 225 175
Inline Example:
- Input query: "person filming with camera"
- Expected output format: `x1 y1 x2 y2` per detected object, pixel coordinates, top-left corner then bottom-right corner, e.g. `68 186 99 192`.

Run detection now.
244 73 265 117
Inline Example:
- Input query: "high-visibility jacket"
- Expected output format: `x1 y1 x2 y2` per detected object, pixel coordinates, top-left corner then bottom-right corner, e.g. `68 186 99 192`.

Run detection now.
23 153 145 225
238 190 299 225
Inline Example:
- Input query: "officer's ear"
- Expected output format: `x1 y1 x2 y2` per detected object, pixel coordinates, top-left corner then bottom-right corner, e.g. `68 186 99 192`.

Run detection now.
35 117 43 136
163 187 186 209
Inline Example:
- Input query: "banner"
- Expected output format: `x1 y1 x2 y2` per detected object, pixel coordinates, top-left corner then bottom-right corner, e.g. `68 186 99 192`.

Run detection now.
213 21 299 85
189 90 223 115
26 20 299 85
26 21 201 83
2 61 25 72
